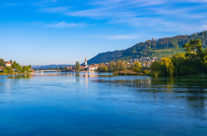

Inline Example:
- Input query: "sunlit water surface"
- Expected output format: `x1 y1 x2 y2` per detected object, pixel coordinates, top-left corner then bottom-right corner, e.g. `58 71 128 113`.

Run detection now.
0 72 207 136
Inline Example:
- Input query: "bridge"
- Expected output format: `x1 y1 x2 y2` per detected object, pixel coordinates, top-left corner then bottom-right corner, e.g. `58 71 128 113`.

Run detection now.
35 70 61 73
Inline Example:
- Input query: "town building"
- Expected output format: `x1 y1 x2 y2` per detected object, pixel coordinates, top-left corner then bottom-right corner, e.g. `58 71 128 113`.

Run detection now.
87 64 99 71
83 58 88 69
84 58 87 66
5 61 12 67
65 66 74 72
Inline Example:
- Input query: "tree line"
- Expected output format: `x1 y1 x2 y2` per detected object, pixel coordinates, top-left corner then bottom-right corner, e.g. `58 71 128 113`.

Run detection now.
97 60 143 74
0 59 32 74
150 39 207 77
88 31 207 64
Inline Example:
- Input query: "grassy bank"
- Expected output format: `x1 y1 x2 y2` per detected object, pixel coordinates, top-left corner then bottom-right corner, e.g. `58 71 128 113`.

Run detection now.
114 70 138 76
113 70 150 76
0 72 32 76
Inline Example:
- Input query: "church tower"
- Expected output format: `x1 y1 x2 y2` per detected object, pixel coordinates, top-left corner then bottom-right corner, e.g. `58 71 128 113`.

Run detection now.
85 58 87 66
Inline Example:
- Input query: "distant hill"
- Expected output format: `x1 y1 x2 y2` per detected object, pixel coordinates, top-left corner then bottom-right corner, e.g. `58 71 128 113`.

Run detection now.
88 31 207 64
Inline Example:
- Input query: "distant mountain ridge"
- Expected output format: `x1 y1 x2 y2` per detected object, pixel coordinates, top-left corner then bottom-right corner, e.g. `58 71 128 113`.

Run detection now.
88 31 207 64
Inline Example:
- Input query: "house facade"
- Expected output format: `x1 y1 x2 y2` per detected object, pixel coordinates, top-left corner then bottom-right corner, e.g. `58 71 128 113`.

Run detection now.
5 61 12 67
87 64 99 71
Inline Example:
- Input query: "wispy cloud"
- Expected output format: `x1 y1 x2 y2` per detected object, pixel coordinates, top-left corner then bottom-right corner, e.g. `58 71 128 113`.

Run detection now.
37 0 207 33
66 8 117 18
92 0 165 7
46 21 86 28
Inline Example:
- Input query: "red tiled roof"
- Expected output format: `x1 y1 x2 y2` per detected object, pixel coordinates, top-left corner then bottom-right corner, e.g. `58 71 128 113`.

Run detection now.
5 61 12 64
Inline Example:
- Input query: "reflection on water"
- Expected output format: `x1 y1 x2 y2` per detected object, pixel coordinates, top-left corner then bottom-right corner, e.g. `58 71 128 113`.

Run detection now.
93 75 207 121
7 74 34 79
0 72 207 136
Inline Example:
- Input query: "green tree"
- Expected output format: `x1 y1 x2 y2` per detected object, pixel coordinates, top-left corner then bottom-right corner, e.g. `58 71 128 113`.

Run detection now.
0 59 5 66
3 66 13 74
195 39 203 58
132 61 142 72
75 61 80 72
12 61 23 73
22 65 31 72
171 53 188 75
160 57 174 77
183 39 203 56
182 39 203 74
151 57 174 77
150 61 162 77
202 48 207 71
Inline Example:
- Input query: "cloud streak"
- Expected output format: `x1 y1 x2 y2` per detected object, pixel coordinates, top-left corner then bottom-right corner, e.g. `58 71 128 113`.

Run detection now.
38 0 207 33
46 21 86 28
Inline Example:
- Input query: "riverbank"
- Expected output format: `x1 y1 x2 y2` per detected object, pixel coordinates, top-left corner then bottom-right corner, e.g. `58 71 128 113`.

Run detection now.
113 70 150 76
0 72 33 76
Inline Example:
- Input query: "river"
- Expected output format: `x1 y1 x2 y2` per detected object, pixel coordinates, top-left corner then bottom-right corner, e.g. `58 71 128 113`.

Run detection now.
0 72 206 136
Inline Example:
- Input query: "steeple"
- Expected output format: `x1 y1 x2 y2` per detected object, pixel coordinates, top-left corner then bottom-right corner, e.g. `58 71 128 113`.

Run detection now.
85 58 87 66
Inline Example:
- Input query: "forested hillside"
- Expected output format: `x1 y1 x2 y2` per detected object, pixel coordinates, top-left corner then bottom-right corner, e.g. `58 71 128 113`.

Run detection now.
88 31 207 64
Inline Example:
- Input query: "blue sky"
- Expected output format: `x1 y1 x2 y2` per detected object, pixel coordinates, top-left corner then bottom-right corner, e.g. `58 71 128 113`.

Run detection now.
0 0 207 65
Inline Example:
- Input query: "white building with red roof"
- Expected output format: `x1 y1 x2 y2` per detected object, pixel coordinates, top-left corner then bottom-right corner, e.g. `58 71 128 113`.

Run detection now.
5 61 12 67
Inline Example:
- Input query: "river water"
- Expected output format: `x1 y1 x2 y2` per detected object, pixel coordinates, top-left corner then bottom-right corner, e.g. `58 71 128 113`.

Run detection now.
0 72 206 136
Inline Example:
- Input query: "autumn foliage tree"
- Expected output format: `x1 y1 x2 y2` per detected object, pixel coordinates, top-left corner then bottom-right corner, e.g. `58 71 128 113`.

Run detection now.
132 61 142 72
97 64 108 72
151 39 207 77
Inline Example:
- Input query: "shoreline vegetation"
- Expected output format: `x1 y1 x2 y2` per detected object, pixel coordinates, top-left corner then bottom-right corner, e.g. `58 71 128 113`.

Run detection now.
0 72 32 76
87 31 207 65
30 39 206 78
2 39 206 78
96 59 150 76
150 39 207 77
0 59 33 75
95 39 207 77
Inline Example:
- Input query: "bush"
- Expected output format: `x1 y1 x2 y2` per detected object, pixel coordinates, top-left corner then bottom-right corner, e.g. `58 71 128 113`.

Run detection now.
98 64 108 72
